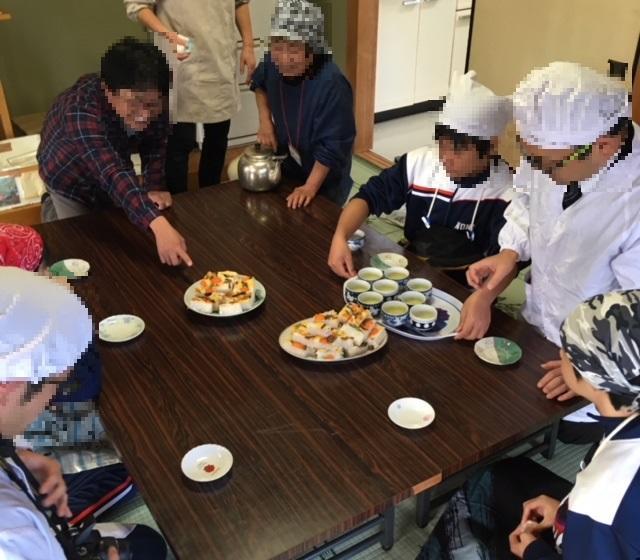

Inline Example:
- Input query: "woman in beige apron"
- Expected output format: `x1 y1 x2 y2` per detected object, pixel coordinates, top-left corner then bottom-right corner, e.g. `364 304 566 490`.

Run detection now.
124 0 256 192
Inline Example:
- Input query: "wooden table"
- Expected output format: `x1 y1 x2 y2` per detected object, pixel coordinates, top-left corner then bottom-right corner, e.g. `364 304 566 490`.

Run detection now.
36 182 578 559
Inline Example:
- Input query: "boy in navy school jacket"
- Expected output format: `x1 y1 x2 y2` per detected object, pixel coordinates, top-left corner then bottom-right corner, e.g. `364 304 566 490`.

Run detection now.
328 71 514 277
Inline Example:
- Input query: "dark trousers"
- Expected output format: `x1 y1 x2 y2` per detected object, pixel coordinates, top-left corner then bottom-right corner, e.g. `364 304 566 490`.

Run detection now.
491 457 572 559
165 120 231 193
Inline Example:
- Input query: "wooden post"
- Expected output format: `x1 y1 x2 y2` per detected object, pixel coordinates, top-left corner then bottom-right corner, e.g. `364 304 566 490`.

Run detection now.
633 51 640 126
347 0 379 155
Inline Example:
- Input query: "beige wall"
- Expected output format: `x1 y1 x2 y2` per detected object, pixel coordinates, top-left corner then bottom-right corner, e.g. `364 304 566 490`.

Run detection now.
468 0 639 95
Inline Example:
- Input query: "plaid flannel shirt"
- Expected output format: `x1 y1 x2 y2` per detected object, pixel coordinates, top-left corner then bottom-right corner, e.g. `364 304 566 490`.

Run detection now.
37 74 169 230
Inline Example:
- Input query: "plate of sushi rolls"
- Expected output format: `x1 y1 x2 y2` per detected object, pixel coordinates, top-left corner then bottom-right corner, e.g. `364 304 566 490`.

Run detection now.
184 270 266 317
279 303 388 362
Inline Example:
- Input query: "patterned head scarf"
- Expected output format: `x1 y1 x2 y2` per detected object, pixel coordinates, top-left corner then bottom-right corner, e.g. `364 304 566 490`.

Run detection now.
270 0 328 55
0 224 44 272
560 291 640 410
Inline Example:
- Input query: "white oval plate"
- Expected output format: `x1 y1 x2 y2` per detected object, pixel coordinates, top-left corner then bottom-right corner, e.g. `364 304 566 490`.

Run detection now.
371 252 409 270
279 318 388 363
181 444 233 482
98 315 145 343
184 279 266 317
343 279 463 342
388 397 435 430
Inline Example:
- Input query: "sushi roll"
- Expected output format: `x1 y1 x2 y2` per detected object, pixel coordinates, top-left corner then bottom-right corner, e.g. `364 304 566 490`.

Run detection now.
306 322 333 337
291 331 313 346
337 324 367 346
235 291 255 311
343 341 367 358
219 302 243 316
316 348 343 361
190 297 214 314
367 325 386 349
287 339 313 358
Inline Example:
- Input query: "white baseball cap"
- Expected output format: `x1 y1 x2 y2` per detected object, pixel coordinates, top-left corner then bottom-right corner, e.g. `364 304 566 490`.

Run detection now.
440 71 513 140
0 267 93 382
513 61 630 149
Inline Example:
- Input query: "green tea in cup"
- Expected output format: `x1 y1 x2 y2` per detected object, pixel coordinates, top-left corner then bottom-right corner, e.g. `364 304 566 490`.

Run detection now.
399 291 426 307
358 267 384 283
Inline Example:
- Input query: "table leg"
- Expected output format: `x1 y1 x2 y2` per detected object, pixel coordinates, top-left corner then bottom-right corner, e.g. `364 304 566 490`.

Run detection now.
380 505 395 551
415 490 431 528
543 419 560 460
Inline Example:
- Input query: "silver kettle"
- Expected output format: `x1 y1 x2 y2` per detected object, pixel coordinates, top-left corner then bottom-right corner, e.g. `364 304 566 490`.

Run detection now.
238 144 287 193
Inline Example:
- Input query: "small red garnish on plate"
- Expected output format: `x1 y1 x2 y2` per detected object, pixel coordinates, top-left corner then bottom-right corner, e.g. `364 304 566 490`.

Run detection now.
203 464 216 473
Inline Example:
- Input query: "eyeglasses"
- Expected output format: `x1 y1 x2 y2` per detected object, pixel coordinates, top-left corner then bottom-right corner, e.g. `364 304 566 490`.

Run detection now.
517 136 593 175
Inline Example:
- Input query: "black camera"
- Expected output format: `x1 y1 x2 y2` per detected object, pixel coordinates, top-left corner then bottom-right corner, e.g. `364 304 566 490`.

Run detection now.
72 521 131 560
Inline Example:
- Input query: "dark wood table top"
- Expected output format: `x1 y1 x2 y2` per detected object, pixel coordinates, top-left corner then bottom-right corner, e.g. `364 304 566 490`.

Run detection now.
36 182 579 560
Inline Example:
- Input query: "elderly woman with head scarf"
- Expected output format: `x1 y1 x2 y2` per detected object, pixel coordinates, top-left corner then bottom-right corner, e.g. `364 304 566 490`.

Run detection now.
418 290 640 560
250 0 356 209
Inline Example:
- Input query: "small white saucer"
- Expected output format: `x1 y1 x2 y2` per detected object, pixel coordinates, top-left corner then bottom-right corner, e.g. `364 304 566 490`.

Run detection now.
49 258 90 279
181 444 233 482
372 252 409 270
388 397 435 430
98 315 145 343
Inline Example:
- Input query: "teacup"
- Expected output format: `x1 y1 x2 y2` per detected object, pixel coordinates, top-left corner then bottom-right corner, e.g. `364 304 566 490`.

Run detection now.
407 278 433 299
357 291 384 317
345 279 371 303
384 266 410 288
410 304 438 331
381 301 409 327
347 229 366 251
398 290 427 307
372 279 400 301
358 267 384 283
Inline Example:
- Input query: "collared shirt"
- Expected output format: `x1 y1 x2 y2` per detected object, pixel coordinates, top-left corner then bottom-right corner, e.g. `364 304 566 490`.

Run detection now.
37 74 168 230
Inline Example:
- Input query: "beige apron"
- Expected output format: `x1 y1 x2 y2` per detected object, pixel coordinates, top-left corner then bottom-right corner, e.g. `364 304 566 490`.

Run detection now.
125 0 241 124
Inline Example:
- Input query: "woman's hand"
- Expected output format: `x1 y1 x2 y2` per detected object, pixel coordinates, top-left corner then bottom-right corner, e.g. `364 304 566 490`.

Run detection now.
287 184 319 209
257 121 278 151
163 31 190 61
240 45 257 84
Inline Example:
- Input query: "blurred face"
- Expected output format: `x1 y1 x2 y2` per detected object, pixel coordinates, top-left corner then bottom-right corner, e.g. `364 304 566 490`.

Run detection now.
517 133 622 185
438 137 492 181
103 85 165 132
270 38 313 78
0 371 69 438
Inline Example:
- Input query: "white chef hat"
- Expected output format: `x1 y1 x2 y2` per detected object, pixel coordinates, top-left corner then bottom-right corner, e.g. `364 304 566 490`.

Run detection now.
439 71 512 140
0 267 93 383
513 61 630 149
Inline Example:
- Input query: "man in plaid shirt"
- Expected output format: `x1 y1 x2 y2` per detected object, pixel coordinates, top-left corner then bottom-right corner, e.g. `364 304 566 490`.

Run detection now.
38 37 192 267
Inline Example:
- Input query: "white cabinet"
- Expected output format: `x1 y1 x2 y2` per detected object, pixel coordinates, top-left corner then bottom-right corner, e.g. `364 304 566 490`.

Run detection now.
374 0 422 113
228 0 276 145
450 8 472 81
375 0 461 113
414 0 458 103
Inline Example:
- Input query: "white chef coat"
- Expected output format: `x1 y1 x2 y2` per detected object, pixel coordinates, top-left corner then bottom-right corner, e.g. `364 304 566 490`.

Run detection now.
499 123 640 347
0 463 65 560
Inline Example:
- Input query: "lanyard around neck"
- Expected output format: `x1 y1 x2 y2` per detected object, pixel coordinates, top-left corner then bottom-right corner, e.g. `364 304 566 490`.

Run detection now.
279 80 305 150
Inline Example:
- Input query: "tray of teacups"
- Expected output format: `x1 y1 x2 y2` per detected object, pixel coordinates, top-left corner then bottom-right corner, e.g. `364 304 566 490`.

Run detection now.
343 266 463 341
